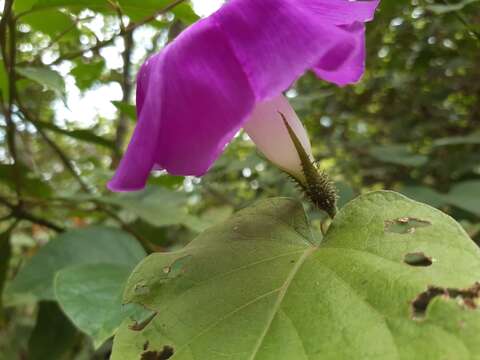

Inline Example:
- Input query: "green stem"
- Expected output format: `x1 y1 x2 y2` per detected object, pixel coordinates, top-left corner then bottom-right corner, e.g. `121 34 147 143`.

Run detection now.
280 113 338 219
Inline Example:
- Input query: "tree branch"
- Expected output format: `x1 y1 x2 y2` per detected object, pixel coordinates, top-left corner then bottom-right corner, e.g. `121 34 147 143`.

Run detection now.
37 16 97 55
15 101 157 249
15 104 93 193
49 0 186 65
113 29 134 165
0 196 65 232
0 1 22 201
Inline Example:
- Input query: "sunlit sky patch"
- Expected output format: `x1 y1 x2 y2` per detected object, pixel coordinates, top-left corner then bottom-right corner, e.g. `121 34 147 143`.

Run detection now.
50 1 224 128
192 0 224 17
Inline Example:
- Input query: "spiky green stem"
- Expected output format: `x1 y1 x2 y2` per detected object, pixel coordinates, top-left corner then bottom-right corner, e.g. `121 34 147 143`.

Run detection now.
280 113 338 219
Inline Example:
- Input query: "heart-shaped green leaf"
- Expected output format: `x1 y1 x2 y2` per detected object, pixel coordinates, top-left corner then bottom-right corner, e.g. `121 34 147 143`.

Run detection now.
112 191 480 360
54 263 150 349
7 226 145 301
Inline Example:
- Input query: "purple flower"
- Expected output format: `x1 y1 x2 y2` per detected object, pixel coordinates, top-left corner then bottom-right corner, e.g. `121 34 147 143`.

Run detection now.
108 0 380 192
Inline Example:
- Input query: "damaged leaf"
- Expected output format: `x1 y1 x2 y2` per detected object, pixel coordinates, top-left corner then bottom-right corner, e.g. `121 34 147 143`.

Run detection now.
141 345 174 360
412 283 480 319
404 252 433 267
129 312 157 332
112 192 480 360
385 217 431 234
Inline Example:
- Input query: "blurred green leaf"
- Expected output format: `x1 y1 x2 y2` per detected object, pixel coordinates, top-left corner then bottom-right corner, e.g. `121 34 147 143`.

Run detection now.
427 0 480 14
433 134 480 147
22 0 189 23
16 66 65 100
7 226 146 301
336 181 356 208
171 3 200 24
128 220 171 248
400 185 447 208
460 220 480 239
35 119 115 149
112 101 136 121
28 302 78 360
112 193 480 359
21 9 76 38
183 205 234 233
445 180 480 216
71 60 105 91
369 144 428 167
0 164 53 198
117 0 172 21
101 186 189 228
147 174 184 189
14 0 38 12
28 0 105 10
55 263 148 349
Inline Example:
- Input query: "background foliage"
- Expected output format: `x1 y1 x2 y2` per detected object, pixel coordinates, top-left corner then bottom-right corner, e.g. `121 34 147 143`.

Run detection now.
0 0 479 358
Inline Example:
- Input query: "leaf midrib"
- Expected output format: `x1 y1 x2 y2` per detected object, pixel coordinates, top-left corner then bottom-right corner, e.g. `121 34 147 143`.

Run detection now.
248 246 318 360
170 247 311 358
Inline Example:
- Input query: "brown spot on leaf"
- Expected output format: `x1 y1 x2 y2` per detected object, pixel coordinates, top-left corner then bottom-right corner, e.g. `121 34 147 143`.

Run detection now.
141 346 174 360
129 312 157 331
404 252 433 267
143 341 149 351
411 283 480 319
385 217 431 234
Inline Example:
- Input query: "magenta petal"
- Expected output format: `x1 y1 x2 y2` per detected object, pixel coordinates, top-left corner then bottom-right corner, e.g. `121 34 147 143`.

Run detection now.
135 57 152 117
314 22 367 86
108 19 255 191
154 22 255 176
109 0 380 191
107 55 164 192
303 0 380 25
215 0 358 99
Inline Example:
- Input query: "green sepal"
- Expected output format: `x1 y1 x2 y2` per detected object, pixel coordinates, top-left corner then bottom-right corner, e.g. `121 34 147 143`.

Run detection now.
280 113 338 218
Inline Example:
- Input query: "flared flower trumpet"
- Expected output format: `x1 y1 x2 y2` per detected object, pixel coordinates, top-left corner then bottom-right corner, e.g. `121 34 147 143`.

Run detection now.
108 0 380 192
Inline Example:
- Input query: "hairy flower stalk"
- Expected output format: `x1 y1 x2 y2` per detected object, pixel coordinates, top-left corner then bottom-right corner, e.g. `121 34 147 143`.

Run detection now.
280 113 338 219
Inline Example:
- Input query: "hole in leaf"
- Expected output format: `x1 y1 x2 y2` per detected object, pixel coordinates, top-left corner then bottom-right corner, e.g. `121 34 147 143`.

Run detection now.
411 283 480 320
141 346 174 360
411 286 445 319
385 217 431 234
164 255 193 279
404 252 433 267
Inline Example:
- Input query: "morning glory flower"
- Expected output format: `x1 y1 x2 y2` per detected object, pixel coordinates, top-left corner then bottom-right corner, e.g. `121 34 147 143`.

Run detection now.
108 0 380 192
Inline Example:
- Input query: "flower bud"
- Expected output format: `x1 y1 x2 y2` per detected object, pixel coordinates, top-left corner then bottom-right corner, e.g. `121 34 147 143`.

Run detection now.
245 94 338 218
243 95 313 184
